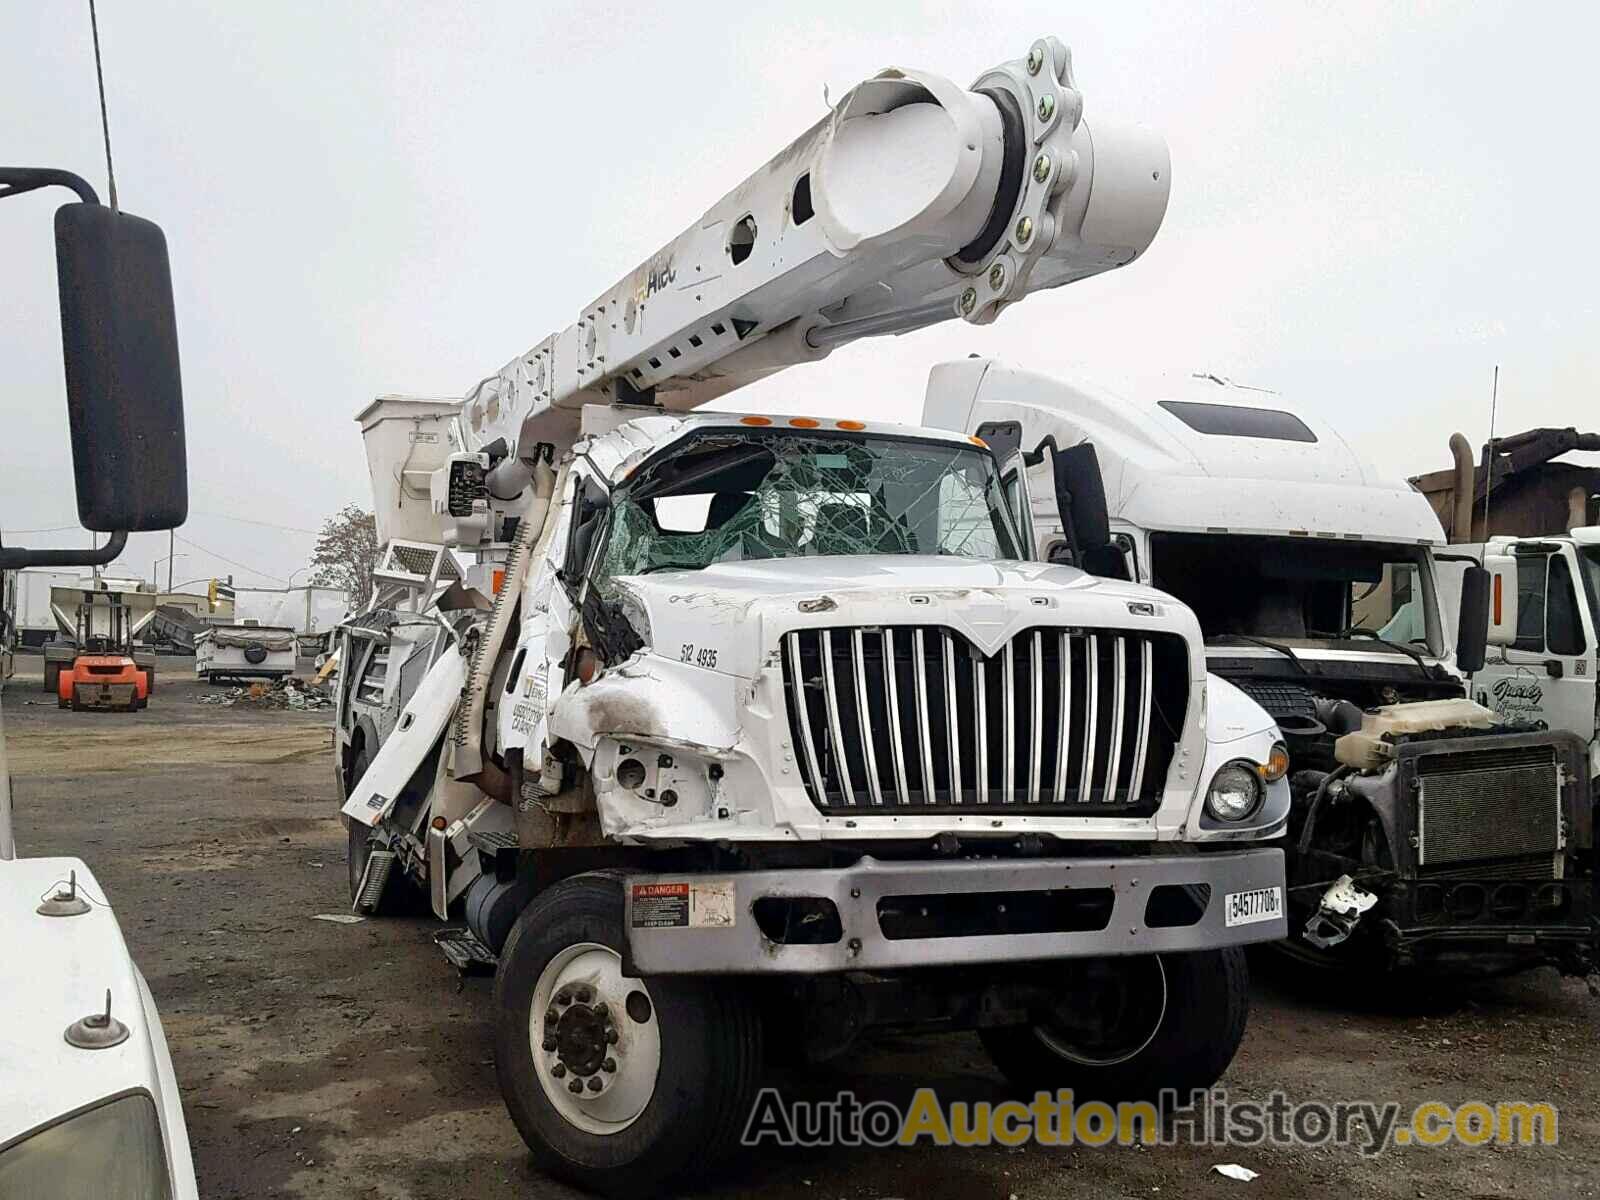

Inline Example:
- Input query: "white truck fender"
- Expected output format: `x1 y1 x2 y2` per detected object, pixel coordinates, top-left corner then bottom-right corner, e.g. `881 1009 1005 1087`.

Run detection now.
341 650 468 827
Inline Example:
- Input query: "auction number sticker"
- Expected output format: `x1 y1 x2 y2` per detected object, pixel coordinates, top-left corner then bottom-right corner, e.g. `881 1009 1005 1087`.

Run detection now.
631 880 737 929
1224 886 1283 928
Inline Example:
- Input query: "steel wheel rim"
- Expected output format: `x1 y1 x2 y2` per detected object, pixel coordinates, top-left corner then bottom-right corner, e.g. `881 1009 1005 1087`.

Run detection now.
1033 954 1168 1066
529 942 660 1134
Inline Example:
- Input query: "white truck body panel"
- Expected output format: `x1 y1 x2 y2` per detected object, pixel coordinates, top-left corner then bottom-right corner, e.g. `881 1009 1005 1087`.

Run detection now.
1445 534 1600 770
925 359 1443 545
15 570 82 639
234 586 348 637
195 626 297 679
0 856 197 1199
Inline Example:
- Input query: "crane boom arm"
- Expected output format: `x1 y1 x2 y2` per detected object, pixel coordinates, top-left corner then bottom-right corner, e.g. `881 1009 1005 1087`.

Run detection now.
465 36 1169 461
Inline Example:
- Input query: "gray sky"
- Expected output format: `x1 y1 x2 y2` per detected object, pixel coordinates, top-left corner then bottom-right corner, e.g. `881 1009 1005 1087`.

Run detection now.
4 1 1595 587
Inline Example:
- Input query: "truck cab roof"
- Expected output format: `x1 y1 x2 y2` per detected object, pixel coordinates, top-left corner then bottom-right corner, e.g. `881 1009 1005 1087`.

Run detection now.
923 358 1443 546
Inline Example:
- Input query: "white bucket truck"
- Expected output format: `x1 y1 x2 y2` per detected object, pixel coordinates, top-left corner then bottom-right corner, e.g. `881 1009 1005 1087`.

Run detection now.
334 40 1289 1193
928 360 1596 981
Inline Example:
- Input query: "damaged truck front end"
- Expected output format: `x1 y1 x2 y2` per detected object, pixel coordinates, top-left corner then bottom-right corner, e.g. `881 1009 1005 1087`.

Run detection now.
335 407 1289 1192
1290 715 1595 977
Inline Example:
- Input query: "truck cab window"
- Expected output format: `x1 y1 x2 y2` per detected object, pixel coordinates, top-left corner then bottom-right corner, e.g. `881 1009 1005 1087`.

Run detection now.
1512 551 1585 655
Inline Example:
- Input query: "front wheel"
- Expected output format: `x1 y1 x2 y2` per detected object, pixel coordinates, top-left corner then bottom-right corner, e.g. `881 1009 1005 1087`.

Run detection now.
980 949 1249 1104
494 874 761 1197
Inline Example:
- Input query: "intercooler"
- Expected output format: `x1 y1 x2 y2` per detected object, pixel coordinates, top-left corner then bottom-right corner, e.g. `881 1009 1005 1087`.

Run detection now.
1411 743 1563 873
779 624 1187 813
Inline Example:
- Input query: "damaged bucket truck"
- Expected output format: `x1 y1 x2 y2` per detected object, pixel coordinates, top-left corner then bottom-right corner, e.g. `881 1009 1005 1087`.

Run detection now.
927 363 1597 980
335 39 1289 1193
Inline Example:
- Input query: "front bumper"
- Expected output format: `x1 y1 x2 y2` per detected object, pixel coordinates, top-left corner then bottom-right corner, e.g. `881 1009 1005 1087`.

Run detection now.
624 847 1285 975
1379 875 1598 973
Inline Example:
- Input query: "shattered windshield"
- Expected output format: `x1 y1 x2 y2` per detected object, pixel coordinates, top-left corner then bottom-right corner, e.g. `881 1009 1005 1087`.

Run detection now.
1150 533 1440 657
595 429 1021 590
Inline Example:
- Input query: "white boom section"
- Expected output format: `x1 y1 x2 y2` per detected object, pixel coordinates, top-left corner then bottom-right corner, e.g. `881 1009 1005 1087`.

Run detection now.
464 36 1169 462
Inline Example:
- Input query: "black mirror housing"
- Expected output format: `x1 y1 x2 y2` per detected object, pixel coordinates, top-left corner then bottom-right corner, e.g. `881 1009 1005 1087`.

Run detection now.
55 202 186 531
1456 565 1490 675
1051 442 1113 563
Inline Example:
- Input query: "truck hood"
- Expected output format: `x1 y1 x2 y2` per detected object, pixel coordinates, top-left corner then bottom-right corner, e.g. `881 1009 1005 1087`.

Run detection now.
615 554 1200 680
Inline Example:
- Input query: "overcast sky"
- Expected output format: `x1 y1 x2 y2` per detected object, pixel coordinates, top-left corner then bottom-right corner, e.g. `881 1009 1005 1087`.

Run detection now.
4 1 1595 588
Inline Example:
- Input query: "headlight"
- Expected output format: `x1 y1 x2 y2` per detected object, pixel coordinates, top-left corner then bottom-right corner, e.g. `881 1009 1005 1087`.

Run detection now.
0 1093 172 1200
1206 762 1262 822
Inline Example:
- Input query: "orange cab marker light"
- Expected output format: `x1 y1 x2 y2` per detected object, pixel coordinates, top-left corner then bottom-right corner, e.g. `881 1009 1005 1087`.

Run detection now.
492 568 506 595
789 417 820 428
970 435 987 448
1493 574 1503 625
740 415 772 426
837 419 865 431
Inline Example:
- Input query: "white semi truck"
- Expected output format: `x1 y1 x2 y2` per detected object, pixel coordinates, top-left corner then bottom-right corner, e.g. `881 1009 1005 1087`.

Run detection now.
927 361 1597 979
335 40 1290 1193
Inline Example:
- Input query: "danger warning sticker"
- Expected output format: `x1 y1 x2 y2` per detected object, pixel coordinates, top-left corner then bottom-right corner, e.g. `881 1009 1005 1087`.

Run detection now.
631 880 736 929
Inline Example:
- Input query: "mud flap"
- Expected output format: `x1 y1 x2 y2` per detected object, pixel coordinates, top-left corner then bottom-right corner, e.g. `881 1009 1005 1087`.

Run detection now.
341 651 468 828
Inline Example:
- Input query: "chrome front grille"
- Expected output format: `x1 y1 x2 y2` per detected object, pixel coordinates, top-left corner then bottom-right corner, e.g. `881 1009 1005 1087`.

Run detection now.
780 625 1187 813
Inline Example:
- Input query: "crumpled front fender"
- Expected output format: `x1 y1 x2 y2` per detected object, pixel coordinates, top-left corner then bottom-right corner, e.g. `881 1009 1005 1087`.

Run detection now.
549 653 746 757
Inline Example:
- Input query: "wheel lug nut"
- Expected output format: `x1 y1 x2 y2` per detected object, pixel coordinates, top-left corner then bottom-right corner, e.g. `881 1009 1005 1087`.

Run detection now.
555 989 571 1006
574 987 592 1004
568 1078 584 1094
542 1036 558 1052
586 1077 603 1093
595 1005 612 1023
605 1028 619 1045
551 1063 566 1079
602 1058 617 1073
545 1008 559 1024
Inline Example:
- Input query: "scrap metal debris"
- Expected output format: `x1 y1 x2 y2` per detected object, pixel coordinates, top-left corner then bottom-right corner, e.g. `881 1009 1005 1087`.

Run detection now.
1212 1164 1259 1182
197 676 333 711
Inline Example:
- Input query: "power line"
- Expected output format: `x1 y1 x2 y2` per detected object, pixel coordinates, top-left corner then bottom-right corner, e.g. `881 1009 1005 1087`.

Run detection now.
189 510 320 536
173 534 287 584
0 524 85 536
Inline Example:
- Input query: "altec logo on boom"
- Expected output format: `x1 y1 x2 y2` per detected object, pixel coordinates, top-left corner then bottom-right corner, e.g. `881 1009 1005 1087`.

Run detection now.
741 1089 1559 1156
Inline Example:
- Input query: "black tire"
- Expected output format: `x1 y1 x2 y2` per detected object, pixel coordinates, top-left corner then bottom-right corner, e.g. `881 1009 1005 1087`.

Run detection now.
43 662 62 694
494 874 762 1197
980 949 1249 1104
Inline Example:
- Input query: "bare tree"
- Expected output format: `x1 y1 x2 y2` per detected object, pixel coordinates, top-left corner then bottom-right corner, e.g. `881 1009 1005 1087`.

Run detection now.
309 504 378 609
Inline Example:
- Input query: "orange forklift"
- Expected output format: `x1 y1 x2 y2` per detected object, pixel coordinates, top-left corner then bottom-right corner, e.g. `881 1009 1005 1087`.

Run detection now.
44 584 157 712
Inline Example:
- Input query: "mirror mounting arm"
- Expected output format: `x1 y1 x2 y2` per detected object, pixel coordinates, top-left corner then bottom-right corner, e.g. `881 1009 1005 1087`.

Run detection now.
0 530 127 571
0 167 98 206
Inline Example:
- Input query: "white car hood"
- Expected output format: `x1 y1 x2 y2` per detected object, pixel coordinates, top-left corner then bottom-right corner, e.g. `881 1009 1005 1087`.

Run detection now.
616 554 1199 680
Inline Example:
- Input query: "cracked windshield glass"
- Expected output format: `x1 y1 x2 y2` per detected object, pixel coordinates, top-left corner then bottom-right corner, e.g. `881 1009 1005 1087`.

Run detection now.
595 430 1021 592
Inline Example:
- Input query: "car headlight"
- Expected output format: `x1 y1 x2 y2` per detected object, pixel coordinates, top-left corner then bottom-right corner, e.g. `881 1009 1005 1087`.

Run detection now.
1206 762 1263 822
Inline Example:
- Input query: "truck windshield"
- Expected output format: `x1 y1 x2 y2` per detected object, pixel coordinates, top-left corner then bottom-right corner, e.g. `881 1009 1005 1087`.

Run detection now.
596 428 1022 583
1149 533 1440 658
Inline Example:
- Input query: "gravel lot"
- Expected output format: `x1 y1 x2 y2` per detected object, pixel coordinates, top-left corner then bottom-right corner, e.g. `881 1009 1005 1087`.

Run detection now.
4 652 1595 1199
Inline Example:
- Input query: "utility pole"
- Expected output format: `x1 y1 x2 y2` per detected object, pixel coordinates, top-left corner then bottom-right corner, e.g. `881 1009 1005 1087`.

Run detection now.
167 530 175 593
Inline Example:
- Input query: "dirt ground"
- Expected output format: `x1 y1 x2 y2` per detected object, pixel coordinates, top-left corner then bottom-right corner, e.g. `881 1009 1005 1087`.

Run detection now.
4 651 1596 1199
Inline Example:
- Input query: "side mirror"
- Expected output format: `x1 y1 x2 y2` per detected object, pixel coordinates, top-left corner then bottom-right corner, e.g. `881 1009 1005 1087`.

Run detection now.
1483 553 1518 646
1456 565 1490 674
1051 442 1113 568
55 202 187 530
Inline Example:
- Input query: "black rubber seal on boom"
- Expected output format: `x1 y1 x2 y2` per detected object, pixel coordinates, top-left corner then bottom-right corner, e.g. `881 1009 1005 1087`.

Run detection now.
952 87 1026 269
